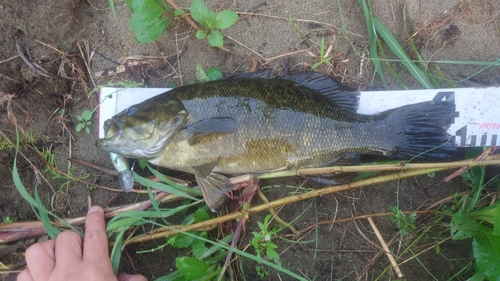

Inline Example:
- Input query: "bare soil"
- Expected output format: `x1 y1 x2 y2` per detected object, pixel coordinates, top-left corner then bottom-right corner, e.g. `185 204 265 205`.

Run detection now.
1 0 499 280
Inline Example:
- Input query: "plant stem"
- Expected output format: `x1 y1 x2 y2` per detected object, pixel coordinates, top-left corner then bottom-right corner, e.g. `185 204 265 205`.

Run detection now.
123 166 447 245
250 154 500 181
164 0 200 31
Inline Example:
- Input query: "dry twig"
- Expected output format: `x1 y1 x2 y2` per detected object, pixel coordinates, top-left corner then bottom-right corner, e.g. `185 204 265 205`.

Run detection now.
367 217 404 278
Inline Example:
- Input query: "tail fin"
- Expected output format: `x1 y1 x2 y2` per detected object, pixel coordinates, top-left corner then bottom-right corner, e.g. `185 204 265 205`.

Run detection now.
386 100 456 160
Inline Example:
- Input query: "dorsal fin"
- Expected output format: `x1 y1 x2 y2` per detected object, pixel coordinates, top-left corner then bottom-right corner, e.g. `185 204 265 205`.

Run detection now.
281 73 360 113
228 72 359 113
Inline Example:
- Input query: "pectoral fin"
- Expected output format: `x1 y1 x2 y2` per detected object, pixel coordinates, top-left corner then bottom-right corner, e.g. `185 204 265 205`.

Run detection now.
187 117 238 145
194 163 231 212
303 152 360 185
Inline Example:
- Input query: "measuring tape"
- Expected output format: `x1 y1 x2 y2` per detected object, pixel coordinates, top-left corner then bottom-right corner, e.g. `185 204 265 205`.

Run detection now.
99 87 500 147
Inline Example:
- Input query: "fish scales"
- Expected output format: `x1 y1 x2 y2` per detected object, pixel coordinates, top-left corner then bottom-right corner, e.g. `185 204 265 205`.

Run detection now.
155 79 386 173
97 73 456 211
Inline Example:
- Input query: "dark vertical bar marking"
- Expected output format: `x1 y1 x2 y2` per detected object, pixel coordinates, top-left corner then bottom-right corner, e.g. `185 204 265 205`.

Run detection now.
491 135 497 146
480 134 487 146
471 135 477 147
456 125 467 147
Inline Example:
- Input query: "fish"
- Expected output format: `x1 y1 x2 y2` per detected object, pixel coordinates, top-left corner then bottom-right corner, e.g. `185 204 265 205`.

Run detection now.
96 72 456 211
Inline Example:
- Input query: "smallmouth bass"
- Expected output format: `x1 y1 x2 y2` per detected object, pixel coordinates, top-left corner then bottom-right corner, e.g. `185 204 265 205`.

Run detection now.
96 72 456 211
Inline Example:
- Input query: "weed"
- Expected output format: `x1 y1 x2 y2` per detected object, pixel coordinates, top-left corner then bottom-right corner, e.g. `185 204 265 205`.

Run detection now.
311 37 333 69
194 63 223 82
448 150 500 280
37 146 90 190
124 0 172 43
251 214 281 277
3 216 18 223
16 19 27 34
190 0 238 48
76 109 93 134
390 206 416 236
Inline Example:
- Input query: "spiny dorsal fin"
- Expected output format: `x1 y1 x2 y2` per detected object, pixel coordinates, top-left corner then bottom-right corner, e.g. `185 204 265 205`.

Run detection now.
228 72 359 113
281 73 360 113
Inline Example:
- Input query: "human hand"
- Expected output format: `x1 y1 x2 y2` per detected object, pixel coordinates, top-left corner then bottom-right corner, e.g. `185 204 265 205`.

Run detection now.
17 206 146 281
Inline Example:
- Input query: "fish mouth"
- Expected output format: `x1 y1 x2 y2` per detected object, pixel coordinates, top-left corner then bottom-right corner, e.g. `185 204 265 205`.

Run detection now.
95 118 122 149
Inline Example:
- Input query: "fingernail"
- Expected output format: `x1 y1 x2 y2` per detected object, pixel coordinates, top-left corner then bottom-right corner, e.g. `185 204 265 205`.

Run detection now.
88 205 102 214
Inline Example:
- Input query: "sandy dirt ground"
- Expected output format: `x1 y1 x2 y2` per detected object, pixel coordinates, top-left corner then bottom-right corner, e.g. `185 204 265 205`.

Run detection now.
0 0 499 280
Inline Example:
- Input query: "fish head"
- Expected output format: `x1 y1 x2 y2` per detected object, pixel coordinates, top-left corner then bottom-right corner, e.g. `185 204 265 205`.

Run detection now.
96 98 188 159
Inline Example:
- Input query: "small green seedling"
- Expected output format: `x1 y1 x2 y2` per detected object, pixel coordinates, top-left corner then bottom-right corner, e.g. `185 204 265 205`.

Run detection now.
76 109 93 134
3 216 18 223
251 214 281 277
390 206 416 236
125 0 172 43
311 37 333 69
190 0 238 47
195 63 223 82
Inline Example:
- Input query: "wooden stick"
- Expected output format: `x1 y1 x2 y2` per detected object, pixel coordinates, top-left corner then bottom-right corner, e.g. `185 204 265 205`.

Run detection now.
367 217 403 278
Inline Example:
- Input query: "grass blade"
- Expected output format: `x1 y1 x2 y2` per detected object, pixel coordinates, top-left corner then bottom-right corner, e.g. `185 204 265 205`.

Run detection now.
357 0 387 88
377 39 408 89
33 185 60 239
133 171 198 200
373 17 433 89
109 0 117 20
12 124 81 236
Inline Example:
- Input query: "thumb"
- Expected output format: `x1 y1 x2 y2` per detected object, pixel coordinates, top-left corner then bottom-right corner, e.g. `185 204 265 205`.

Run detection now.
117 273 148 281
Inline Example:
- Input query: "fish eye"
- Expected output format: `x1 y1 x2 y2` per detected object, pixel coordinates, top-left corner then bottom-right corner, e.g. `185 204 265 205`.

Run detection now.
127 107 138 116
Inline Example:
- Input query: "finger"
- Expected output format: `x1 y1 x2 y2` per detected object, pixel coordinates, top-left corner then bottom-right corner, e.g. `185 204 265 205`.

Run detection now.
24 240 56 280
16 268 35 281
117 273 148 281
54 231 83 267
83 206 110 262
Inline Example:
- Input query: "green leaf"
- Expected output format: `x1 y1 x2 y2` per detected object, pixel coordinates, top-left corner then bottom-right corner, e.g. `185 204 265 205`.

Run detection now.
197 234 233 260
110 229 126 275
194 208 210 222
207 30 223 47
450 210 481 240
311 62 322 69
168 233 196 248
205 66 222 81
357 0 387 88
472 224 500 280
204 10 216 28
190 0 208 24
134 18 170 43
214 10 238 29
373 17 433 89
129 0 163 30
267 247 280 263
195 30 207 39
174 9 185 16
34 185 60 239
133 171 198 200
195 63 209 82
175 256 210 279
109 0 117 20
191 237 208 258
471 202 500 235
85 126 90 134
146 165 201 196
76 123 85 132
154 270 184 281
